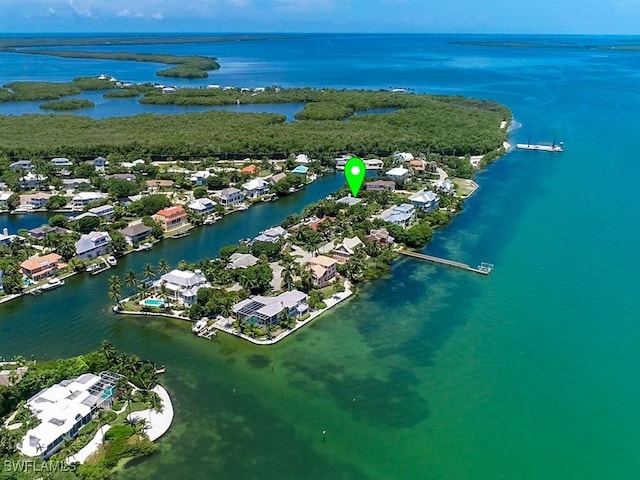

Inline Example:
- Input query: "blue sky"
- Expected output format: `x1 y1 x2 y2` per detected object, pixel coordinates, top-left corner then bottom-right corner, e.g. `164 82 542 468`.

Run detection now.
1 0 639 34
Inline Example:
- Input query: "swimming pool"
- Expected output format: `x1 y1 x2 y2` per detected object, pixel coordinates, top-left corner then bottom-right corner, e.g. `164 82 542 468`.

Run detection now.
142 298 166 307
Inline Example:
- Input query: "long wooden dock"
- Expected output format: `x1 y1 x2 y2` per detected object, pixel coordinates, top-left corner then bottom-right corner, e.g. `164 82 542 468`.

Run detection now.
398 250 493 275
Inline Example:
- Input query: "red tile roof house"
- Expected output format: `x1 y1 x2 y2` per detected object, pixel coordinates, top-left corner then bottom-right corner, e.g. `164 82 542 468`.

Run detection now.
153 205 188 231
20 253 67 281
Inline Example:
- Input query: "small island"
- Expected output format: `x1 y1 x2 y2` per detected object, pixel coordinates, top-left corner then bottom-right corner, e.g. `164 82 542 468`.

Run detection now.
0 343 172 480
39 99 95 111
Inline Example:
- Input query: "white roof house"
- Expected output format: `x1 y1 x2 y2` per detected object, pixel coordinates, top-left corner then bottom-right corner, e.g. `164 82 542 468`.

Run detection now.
295 154 311 164
189 198 217 214
75 231 112 257
434 178 455 195
393 152 414 162
385 167 410 180
227 252 259 269
254 226 287 243
336 195 362 206
72 192 106 209
190 170 211 185
18 372 120 458
155 269 210 306
409 190 439 212
242 178 270 197
232 290 308 325
50 157 73 166
381 203 416 227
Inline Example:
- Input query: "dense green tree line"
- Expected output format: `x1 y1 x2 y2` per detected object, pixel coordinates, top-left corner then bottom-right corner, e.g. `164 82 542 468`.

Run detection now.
0 77 115 102
12 50 220 78
39 99 95 110
0 89 509 158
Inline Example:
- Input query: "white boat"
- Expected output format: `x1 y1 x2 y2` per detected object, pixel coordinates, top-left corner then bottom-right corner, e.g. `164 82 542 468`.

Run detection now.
203 217 216 225
41 278 65 291
137 242 153 251
86 263 99 273
13 205 34 214
107 256 117 266
516 136 564 152
192 318 208 333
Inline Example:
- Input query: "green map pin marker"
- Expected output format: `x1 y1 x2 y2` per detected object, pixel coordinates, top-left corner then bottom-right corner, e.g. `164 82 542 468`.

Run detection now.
345 157 366 197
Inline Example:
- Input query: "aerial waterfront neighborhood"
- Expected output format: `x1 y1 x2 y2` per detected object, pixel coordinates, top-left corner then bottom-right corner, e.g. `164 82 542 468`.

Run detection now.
0 146 483 330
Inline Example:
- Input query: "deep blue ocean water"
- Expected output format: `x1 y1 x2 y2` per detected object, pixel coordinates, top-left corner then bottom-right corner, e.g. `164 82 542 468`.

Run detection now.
2 34 640 479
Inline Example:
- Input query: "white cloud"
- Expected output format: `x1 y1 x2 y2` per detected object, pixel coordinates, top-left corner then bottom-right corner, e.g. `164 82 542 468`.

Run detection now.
68 0 95 18
117 8 164 20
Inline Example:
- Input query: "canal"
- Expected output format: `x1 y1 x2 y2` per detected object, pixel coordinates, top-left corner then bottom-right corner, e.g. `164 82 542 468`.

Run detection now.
0 173 345 358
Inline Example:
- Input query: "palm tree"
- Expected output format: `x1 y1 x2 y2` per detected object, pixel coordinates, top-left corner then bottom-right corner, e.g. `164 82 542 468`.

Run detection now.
122 389 135 420
108 275 122 307
157 259 170 275
8 370 19 386
139 281 150 300
124 269 138 290
142 263 156 282
101 341 118 364
300 267 314 293
281 259 298 291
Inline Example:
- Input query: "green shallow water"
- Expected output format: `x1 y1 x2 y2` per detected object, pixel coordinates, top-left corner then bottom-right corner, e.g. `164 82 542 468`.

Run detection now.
3 34 640 479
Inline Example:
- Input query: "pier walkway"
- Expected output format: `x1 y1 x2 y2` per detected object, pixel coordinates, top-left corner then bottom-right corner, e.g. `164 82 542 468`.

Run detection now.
398 250 493 275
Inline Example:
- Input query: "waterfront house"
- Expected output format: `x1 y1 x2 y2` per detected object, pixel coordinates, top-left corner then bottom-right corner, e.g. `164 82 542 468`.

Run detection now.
0 229 15 247
153 205 188 232
334 155 353 170
365 180 396 192
75 231 112 260
227 253 259 269
336 195 362 207
254 226 287 244
241 164 259 175
30 194 50 208
232 290 308 326
119 223 152 246
93 156 109 172
20 253 66 281
62 178 90 189
393 152 414 163
20 173 46 190
364 159 384 170
218 187 245 207
434 178 455 195
367 228 395 245
190 170 211 186
17 371 121 459
295 154 311 164
409 190 439 212
381 203 416 228
188 198 217 215
50 157 73 167
331 236 364 263
0 192 10 207
308 255 338 288
72 192 105 210
88 204 115 220
385 167 410 182
291 165 309 175
162 87 177 94
9 160 33 171
155 269 210 306
71 212 99 223
267 172 287 185
28 225 72 241
242 178 270 198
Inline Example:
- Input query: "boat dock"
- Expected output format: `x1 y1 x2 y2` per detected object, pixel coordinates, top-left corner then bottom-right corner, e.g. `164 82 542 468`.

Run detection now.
91 257 111 276
197 324 217 339
398 250 493 275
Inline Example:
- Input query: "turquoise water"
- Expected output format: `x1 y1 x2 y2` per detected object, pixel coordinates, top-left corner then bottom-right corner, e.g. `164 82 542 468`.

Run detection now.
2 34 640 479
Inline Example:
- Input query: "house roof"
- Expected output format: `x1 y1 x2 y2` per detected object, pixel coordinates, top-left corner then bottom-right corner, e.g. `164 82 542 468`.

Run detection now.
409 191 438 203
336 196 362 206
119 223 151 237
75 231 111 255
20 253 63 272
310 264 326 279
155 205 185 218
243 178 268 191
309 255 337 268
160 269 208 288
385 167 409 177
228 253 259 269
72 192 104 201
241 164 258 174
269 172 287 184
220 187 242 197
145 179 174 188
189 198 216 210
